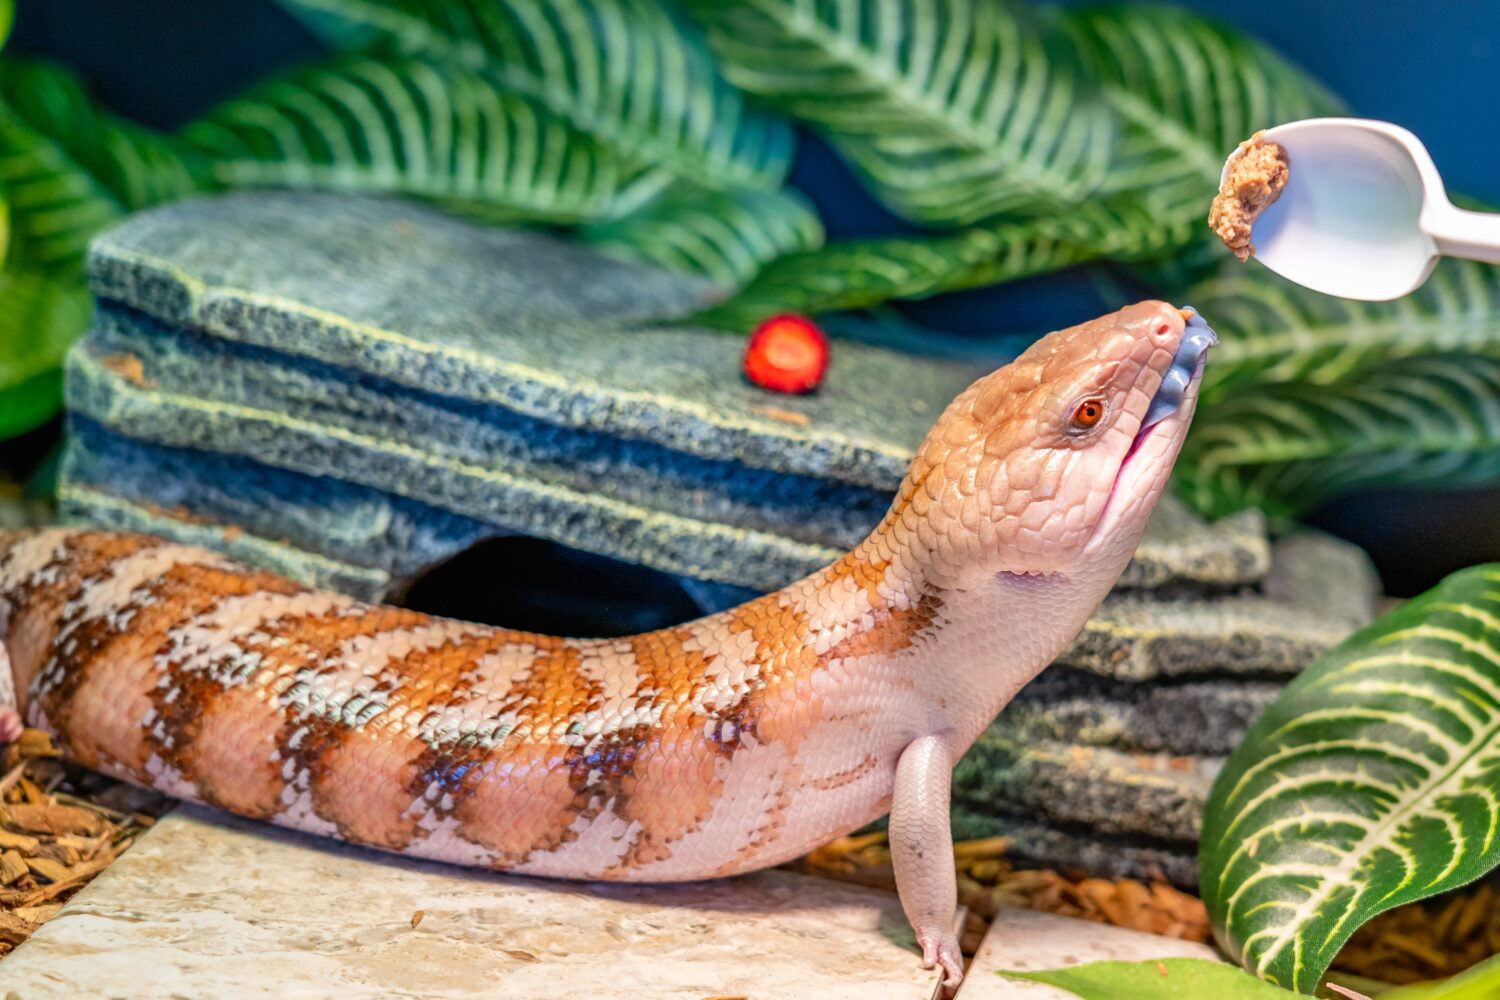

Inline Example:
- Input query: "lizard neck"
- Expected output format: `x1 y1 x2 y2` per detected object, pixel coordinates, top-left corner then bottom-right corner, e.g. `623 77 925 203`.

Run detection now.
788 511 1145 756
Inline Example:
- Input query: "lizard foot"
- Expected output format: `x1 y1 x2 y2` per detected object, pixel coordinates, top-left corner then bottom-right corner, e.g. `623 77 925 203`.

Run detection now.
918 928 965 989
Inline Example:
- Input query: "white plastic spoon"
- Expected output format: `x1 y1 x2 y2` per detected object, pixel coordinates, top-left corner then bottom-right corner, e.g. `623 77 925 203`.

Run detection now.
1222 117 1500 300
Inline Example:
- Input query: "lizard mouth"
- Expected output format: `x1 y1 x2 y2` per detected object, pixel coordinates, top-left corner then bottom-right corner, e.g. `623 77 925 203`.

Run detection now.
1138 310 1219 435
1112 310 1217 485
1084 307 1216 557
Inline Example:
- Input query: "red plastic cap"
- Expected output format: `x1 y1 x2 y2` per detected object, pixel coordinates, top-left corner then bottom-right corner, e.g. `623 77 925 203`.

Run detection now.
743 314 829 394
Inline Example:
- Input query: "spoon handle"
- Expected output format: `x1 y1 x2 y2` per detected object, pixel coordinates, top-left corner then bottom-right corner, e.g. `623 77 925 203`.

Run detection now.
1425 202 1500 267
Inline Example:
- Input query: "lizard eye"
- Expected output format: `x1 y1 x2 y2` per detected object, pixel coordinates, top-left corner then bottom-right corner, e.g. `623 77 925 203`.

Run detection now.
1070 397 1106 431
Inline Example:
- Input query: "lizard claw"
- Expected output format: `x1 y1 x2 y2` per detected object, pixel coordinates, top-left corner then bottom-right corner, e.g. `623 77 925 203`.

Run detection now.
918 928 965 989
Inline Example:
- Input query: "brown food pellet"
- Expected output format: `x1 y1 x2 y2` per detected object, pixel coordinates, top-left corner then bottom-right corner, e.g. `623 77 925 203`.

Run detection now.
1208 130 1290 261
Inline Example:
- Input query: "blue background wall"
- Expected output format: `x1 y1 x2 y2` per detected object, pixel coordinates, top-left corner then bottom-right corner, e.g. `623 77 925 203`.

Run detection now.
10 1 1500 593
14 0 1498 327
15 2 1498 219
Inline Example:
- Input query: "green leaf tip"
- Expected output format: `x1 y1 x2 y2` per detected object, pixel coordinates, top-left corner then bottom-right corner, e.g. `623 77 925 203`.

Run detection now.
1002 957 1301 999
1379 954 1500 1000
0 270 93 439
1200 564 1500 992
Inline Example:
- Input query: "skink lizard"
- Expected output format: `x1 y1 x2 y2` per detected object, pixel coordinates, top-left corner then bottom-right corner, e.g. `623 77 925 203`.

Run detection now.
0 300 1214 987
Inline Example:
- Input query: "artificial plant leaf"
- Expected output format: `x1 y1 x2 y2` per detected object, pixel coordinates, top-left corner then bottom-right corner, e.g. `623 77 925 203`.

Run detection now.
1002 958 1298 999
1177 352 1500 520
681 0 1113 227
1380 954 1500 1000
578 182 823 288
1054 4 1343 264
180 52 622 222
0 57 201 271
686 225 1086 333
278 0 381 49
1199 567 1500 993
0 269 94 438
1193 259 1500 404
274 0 794 192
0 181 9 263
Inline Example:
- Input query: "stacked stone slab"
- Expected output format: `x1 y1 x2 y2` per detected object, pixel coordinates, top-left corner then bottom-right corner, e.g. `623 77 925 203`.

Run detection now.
60 193 1381 887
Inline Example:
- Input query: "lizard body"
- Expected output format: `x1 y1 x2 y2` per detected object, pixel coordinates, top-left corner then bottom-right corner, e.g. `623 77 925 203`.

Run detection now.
0 301 1213 986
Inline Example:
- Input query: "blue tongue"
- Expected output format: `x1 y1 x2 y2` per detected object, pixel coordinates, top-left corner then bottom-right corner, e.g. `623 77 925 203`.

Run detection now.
1140 310 1218 430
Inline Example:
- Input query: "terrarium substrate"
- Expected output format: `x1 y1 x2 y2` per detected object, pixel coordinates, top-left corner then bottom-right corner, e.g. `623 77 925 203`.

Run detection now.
0 192 1490 985
2 732 1494 989
0 730 169 960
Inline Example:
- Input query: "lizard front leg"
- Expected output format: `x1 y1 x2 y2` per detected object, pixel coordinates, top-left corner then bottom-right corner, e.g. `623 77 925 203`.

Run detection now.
0 629 19 744
891 734 963 988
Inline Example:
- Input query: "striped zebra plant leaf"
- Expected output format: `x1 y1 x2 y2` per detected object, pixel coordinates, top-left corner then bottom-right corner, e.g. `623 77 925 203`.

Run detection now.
1054 5 1342 261
578 182 823 288
1193 259 1500 403
1177 352 1500 520
1200 566 1500 993
274 0 794 192
685 225 1087 333
180 53 622 222
0 57 201 272
0 269 94 438
679 0 1113 227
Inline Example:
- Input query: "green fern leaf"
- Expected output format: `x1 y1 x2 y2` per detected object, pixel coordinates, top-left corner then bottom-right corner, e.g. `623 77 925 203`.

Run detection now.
1062 6 1338 190
1052 5 1343 280
578 182 822 287
181 52 623 222
1060 6 1341 216
0 268 93 438
681 0 1113 226
275 0 794 191
687 224 1085 332
0 58 201 271
1178 352 1500 520
1195 259 1500 402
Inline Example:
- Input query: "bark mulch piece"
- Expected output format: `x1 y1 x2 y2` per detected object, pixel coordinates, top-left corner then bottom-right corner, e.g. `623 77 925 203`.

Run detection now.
789 830 1499 984
0 729 171 960
1334 880 1500 985
785 831 1209 956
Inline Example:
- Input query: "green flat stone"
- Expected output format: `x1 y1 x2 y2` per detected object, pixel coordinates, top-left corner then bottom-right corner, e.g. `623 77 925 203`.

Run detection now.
1117 504 1268 591
87 191 965 492
67 191 1275 596
947 810 1199 889
1059 532 1378 680
953 736 1219 844
998 667 1283 756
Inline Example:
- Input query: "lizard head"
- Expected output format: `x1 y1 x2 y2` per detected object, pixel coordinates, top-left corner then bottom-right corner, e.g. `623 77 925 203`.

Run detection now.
897 300 1215 590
